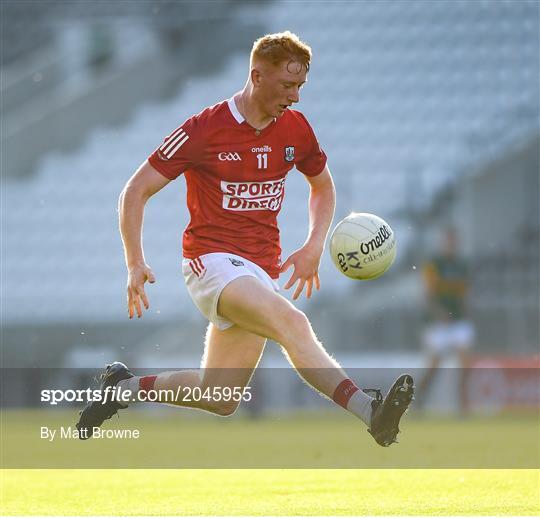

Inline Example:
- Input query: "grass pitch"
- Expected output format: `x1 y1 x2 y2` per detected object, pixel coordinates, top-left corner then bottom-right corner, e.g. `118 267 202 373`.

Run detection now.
2 409 538 468
2 469 539 515
1 410 539 515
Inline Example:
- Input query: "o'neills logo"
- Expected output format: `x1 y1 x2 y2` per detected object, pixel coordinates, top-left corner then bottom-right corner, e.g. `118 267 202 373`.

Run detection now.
251 145 272 153
221 179 285 211
360 225 392 254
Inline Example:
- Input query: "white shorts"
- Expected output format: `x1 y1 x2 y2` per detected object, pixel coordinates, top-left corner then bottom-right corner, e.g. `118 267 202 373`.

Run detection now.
182 252 279 330
423 320 475 356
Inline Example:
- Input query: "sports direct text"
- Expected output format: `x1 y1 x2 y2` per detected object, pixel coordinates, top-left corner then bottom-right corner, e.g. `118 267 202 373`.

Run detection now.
221 179 285 211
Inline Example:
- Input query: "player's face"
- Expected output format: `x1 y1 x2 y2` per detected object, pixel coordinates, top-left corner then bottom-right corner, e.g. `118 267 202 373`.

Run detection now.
254 60 308 118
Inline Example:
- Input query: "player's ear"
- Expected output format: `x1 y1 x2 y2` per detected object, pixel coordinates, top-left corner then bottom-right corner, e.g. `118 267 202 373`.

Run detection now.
251 67 262 87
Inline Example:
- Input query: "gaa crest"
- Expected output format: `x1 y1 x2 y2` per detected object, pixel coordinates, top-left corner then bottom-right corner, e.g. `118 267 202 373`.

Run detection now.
284 146 295 162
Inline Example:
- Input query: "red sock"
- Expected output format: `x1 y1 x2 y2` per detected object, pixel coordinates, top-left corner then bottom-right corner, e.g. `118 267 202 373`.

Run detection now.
139 375 157 393
333 378 359 409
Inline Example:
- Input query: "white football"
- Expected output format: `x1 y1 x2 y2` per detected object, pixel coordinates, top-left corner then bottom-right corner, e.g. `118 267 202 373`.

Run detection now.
329 213 396 280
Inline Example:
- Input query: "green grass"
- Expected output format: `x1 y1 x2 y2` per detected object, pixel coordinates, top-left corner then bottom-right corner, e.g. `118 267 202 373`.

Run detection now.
1 409 538 468
2 469 539 515
1 410 539 515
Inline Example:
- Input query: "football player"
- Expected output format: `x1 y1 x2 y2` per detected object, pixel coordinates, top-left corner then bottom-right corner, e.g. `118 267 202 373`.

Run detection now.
77 31 413 447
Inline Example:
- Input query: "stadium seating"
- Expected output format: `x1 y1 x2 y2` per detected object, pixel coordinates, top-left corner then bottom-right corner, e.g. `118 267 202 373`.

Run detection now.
3 0 538 324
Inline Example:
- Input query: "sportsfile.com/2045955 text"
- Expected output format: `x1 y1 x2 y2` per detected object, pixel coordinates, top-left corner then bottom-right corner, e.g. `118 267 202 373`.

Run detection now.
40 386 252 405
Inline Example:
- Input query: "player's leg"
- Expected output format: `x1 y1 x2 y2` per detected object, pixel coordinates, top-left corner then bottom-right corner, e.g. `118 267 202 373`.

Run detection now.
151 323 266 415
217 276 413 440
114 252 273 414
456 347 471 415
416 353 441 410
115 323 265 414
76 325 265 438
219 276 347 396
454 320 475 415
416 322 445 410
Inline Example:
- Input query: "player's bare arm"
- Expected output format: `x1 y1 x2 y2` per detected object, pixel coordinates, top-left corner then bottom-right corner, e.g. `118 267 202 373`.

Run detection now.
118 160 170 318
282 165 336 299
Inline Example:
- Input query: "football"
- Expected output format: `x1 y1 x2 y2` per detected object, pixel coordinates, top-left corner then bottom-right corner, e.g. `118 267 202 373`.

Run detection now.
329 212 397 280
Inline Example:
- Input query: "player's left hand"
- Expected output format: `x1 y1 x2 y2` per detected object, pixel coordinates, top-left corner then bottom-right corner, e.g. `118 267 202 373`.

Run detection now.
281 244 322 300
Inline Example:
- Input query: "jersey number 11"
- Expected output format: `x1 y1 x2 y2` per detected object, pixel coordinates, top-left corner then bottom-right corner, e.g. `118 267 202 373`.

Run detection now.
256 153 268 169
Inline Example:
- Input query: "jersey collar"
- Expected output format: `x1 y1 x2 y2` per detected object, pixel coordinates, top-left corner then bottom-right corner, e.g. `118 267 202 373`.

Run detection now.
227 95 244 124
227 94 278 135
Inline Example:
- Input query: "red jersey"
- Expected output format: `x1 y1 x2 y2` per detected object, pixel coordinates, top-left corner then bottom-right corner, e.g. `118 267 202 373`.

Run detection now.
148 97 327 278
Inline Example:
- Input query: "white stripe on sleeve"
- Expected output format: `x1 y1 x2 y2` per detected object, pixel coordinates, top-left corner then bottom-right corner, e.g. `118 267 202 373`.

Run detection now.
166 133 190 159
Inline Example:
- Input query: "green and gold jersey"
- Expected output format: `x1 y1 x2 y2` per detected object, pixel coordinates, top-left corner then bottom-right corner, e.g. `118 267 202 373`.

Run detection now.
423 255 469 321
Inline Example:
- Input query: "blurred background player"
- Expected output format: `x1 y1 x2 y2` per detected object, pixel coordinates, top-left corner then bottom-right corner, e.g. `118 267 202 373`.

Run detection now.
417 227 474 414
76 31 414 447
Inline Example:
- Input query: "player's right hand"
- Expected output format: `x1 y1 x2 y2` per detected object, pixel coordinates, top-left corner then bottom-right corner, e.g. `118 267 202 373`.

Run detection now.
126 264 156 319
